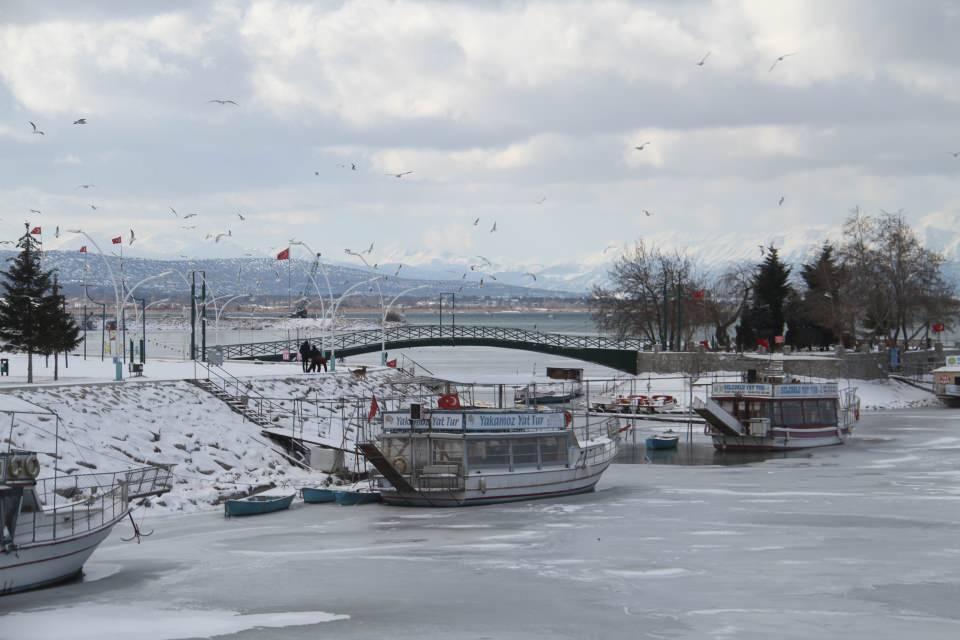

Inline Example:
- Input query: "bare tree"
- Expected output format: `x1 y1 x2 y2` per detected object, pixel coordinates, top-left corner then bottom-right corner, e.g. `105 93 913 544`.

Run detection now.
700 264 752 349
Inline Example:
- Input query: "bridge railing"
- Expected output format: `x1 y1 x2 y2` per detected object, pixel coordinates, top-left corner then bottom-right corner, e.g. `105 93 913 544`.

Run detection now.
207 325 644 361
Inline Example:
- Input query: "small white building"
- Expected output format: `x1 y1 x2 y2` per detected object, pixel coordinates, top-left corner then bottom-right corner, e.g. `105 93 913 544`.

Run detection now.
931 355 960 407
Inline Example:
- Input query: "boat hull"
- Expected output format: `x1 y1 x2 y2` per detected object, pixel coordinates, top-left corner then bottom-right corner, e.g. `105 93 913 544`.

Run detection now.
224 494 295 517
380 457 614 507
301 488 337 504
0 513 124 596
334 491 381 505
645 436 679 450
711 426 850 451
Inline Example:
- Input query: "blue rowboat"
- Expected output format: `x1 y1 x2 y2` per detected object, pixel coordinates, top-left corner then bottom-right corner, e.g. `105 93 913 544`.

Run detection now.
334 490 381 506
224 492 296 517
301 487 337 504
645 432 680 450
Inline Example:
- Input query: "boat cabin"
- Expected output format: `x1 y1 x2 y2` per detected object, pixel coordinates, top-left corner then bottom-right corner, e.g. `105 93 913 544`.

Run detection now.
932 356 960 406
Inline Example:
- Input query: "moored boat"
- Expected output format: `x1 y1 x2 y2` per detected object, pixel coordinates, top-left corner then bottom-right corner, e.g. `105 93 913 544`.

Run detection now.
224 491 296 517
359 406 622 507
645 431 679 450
593 394 678 414
515 383 583 406
333 490 381 506
692 360 859 451
932 355 960 407
301 487 337 504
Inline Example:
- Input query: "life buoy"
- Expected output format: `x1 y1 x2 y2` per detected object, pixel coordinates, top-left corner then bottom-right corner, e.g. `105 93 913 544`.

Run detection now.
392 457 408 474
564 410 573 427
8 456 23 478
24 455 40 478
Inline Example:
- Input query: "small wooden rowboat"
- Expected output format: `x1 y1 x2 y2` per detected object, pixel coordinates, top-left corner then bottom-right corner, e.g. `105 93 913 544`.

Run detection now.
301 487 337 504
334 490 381 506
224 491 296 517
645 431 680 450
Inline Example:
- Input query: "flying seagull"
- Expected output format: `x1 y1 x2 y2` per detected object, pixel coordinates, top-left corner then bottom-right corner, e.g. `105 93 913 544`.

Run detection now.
29 121 44 135
182 213 197 219
473 217 480 226
77 184 94 189
214 232 228 243
696 51 711 66
535 196 546 205
55 226 60 239
769 52 795 72
170 207 179 217
778 196 785 206
73 118 87 125
394 265 403 277
634 141 651 151
29 209 41 215
129 229 136 245
758 245 766 255
237 212 245 221
386 171 413 178
90 204 97 210
949 151 960 158
208 99 238 105
180 225 196 230
351 163 357 171
490 221 497 233
366 242 374 254
524 272 537 281
642 209 653 217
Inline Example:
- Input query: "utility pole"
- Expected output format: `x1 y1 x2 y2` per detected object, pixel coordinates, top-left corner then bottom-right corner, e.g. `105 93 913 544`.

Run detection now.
190 272 196 360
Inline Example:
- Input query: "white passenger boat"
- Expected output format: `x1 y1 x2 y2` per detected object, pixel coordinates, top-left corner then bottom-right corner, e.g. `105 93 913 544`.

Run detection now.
2 410 173 595
359 408 622 507
692 361 859 451
932 355 960 407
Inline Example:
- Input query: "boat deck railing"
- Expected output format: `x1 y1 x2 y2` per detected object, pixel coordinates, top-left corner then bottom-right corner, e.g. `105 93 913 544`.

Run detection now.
15 481 127 546
34 465 174 502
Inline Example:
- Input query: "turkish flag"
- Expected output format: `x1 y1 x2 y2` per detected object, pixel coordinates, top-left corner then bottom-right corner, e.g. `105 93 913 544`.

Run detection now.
367 395 379 421
79 246 87 253
30 227 41 235
933 322 946 333
757 338 770 349
386 359 398 368
276 247 290 260
692 289 705 300
111 236 122 244
437 393 461 410
774 335 785 344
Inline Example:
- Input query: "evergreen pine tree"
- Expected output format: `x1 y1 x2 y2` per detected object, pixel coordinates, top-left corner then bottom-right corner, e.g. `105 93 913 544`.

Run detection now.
748 245 792 350
0 225 53 382
40 275 82 381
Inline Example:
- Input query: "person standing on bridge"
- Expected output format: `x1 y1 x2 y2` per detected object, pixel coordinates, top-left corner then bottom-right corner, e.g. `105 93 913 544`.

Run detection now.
299 340 311 373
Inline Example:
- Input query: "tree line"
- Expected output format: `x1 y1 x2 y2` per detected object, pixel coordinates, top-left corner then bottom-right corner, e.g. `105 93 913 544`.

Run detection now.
591 210 959 351
0 226 81 382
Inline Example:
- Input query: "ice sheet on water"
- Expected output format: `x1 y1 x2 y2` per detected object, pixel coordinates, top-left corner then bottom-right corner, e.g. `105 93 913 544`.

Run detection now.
2 604 349 640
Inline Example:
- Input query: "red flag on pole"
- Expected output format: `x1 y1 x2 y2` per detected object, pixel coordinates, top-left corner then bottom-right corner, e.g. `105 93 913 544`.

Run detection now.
386 358 398 368
774 335 785 344
30 226 41 235
367 395 379 421
933 322 946 333
692 289 705 300
756 337 770 349
79 246 88 253
437 393 461 410
111 236 122 244
276 247 290 260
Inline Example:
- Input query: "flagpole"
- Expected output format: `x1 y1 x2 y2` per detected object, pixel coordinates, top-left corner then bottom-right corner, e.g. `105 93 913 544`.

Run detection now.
287 253 291 314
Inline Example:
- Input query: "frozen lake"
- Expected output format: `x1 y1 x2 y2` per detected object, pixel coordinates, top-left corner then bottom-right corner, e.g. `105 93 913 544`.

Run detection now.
4 408 960 639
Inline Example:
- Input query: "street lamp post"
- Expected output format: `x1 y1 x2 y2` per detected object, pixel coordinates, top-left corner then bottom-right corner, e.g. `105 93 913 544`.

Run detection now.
82 285 107 361
381 285 430 365
68 230 122 362
438 292 457 340
113 271 175 376
326 276 382 372
133 298 170 364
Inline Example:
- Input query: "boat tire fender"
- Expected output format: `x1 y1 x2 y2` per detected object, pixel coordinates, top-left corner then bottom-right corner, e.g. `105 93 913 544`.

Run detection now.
8 456 23 478
24 455 40 478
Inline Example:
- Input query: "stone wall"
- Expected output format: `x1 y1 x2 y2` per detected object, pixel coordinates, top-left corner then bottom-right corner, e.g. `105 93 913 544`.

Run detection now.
635 348 958 380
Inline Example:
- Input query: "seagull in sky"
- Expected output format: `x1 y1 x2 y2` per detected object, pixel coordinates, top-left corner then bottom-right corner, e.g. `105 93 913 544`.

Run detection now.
696 51 711 66
208 99 238 105
634 141 651 151
473 217 480 226
366 242 374 254
535 196 546 205
490 221 497 233
778 196 785 206
29 209 41 215
394 265 403 277
90 204 97 210
73 118 87 125
129 229 136 245
949 151 960 158
769 52 795 72
180 225 196 230
642 209 653 217
524 272 537 281
182 213 197 219
55 226 60 239
237 212 245 221
29 121 44 135
170 207 179 217
77 184 94 189
214 232 228 243
386 171 413 178
475 255 493 267
758 244 766 255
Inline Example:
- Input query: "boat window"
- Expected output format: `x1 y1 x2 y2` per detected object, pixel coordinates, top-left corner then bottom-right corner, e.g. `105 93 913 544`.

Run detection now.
382 437 409 460
780 400 804 426
818 399 837 423
432 439 464 465
512 438 539 466
539 436 566 464
467 440 510 467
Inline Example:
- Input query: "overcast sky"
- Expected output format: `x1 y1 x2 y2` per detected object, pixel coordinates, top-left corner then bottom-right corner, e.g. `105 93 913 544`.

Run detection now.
2 0 960 274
